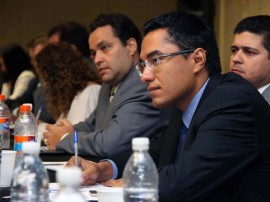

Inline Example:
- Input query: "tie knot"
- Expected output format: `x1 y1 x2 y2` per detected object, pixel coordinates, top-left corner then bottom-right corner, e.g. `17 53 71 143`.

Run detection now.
109 87 117 103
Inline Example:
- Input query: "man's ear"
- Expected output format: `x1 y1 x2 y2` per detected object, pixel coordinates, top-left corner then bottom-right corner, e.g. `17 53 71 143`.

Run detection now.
126 38 138 56
192 48 207 74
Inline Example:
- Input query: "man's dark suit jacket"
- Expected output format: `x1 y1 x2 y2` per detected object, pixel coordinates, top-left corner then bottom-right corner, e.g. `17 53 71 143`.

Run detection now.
115 72 270 202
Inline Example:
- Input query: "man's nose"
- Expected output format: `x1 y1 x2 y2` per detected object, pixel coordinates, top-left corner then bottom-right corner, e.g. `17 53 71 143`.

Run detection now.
141 67 154 83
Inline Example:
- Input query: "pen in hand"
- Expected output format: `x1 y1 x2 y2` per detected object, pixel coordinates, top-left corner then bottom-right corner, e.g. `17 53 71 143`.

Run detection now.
74 130 78 167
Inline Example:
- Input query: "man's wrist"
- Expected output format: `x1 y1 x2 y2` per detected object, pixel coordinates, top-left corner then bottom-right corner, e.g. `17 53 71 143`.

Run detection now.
98 160 117 181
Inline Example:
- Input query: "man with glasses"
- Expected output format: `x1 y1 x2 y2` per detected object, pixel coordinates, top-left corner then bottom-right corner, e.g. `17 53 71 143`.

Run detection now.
67 12 270 201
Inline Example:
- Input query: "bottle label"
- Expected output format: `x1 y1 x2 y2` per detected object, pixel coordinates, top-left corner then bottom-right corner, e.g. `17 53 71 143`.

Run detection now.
3 117 9 132
14 135 36 151
0 117 10 132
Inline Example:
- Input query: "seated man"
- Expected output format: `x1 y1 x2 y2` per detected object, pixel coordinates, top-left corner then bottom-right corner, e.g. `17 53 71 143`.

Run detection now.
230 15 270 104
43 14 170 158
67 12 270 201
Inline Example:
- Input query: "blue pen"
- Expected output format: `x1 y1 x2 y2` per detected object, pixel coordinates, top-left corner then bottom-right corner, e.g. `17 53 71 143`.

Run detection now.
74 130 78 167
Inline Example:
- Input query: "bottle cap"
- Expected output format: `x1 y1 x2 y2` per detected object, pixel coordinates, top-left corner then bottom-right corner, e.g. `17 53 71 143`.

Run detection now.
57 167 82 186
23 103 33 111
0 94 5 101
22 142 40 154
0 117 6 123
132 137 149 150
20 105 31 113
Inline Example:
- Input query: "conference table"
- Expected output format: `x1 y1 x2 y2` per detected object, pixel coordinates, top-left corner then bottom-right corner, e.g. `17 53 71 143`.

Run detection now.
0 149 102 201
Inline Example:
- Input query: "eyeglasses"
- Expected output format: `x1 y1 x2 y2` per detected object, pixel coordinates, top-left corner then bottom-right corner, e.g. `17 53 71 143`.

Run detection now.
135 49 195 76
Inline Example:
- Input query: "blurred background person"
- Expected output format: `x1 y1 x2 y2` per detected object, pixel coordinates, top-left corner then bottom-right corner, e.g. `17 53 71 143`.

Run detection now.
0 43 36 115
35 42 101 133
47 22 91 60
27 34 55 124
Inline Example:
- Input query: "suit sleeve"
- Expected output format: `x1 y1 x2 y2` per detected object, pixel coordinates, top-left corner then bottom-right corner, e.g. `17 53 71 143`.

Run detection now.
56 85 169 157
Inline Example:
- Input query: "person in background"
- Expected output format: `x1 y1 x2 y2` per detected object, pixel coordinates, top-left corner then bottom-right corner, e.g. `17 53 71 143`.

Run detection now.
43 13 170 158
27 34 55 124
35 42 101 129
67 11 270 201
230 15 270 104
0 44 36 113
47 22 90 59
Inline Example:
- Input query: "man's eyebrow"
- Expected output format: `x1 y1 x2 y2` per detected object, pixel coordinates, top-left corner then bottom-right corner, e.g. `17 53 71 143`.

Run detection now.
231 45 258 51
142 50 163 60
90 40 107 52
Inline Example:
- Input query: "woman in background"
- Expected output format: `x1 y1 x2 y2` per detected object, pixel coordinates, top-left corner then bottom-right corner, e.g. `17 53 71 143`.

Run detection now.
35 42 101 125
0 44 35 101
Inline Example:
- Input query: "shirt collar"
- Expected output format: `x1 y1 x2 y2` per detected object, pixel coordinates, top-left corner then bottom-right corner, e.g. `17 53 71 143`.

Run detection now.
258 83 270 94
182 78 210 128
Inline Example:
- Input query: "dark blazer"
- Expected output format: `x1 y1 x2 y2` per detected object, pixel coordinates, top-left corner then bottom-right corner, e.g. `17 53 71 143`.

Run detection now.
115 72 270 202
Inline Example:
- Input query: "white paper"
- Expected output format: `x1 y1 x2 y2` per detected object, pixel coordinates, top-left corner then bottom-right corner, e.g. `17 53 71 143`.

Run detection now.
49 182 105 201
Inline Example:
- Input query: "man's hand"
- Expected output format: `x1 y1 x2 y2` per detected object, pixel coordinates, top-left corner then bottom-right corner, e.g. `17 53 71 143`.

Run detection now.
43 119 74 150
66 156 114 186
101 179 123 187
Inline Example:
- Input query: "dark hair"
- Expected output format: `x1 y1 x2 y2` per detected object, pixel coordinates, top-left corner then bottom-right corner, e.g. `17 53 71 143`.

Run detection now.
27 34 48 49
47 24 65 38
47 22 90 57
35 42 100 119
89 13 142 52
0 44 32 84
144 11 221 75
234 15 270 58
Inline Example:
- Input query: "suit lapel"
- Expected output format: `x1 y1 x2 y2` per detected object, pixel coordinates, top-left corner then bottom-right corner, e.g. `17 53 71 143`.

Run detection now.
183 73 223 150
95 84 111 129
158 107 183 166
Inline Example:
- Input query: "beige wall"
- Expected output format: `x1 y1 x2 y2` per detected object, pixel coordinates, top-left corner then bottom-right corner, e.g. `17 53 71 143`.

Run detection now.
2 0 270 73
215 0 270 73
0 0 177 49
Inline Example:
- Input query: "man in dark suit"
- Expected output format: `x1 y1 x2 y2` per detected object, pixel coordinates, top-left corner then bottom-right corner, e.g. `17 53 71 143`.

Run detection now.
67 12 270 201
230 15 270 105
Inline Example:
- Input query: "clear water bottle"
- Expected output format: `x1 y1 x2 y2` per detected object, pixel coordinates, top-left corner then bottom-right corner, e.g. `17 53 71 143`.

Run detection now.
123 137 159 202
10 142 49 202
0 117 10 149
0 94 11 149
52 167 86 202
14 105 37 152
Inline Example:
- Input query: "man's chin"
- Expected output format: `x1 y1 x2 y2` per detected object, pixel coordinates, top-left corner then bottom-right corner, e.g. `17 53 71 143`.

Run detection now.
152 99 171 109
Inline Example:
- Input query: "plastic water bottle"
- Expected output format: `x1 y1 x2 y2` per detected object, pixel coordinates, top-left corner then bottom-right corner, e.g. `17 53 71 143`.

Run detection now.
52 167 86 202
14 105 37 152
0 94 11 149
23 103 36 122
0 117 10 149
123 137 159 202
10 142 49 202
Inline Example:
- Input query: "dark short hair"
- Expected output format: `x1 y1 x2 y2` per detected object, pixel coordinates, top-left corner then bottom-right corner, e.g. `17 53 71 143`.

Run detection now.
234 15 270 58
144 11 221 75
89 13 142 52
47 22 90 57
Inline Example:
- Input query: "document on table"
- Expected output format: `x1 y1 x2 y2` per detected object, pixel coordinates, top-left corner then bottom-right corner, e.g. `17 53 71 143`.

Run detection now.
49 182 107 201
